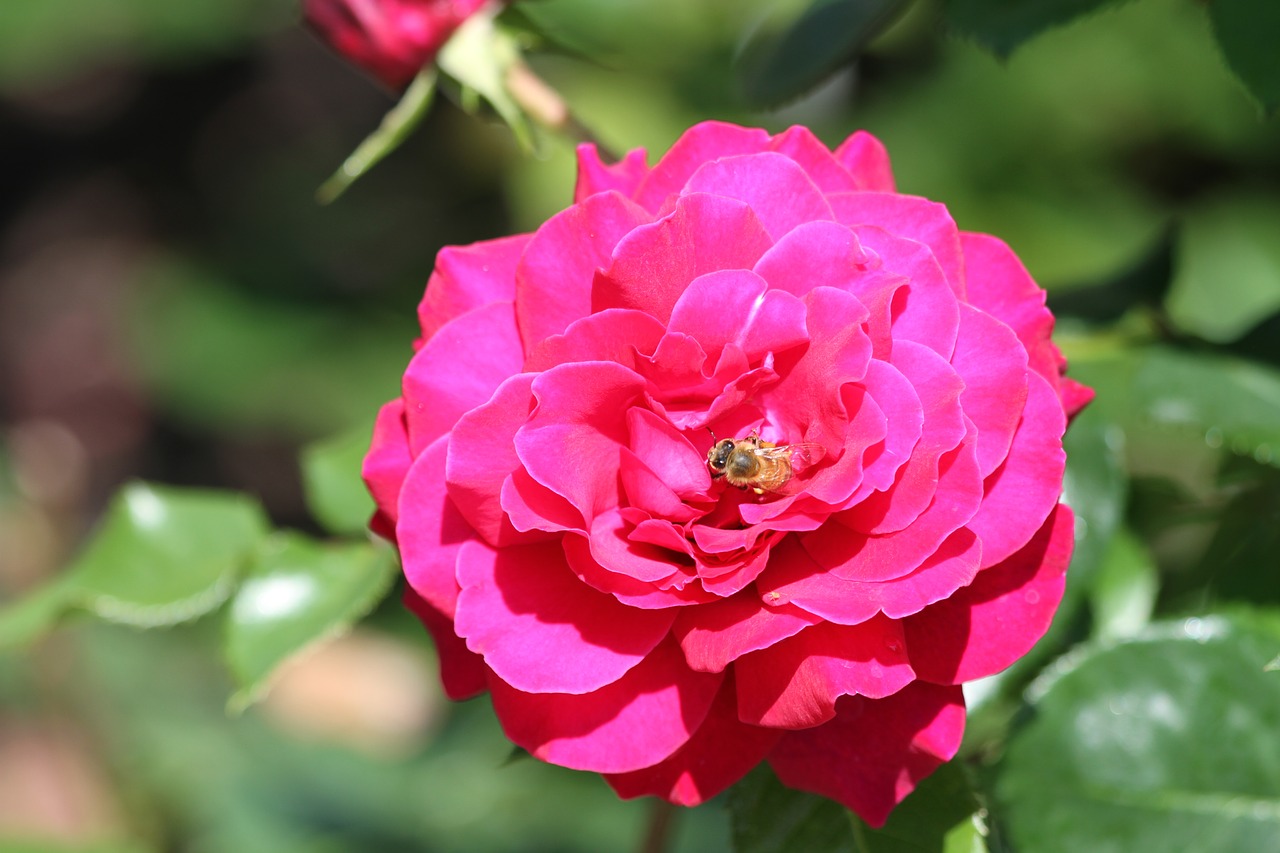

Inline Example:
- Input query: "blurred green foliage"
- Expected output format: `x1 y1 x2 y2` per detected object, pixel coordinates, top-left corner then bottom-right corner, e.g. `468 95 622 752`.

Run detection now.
2 0 1280 851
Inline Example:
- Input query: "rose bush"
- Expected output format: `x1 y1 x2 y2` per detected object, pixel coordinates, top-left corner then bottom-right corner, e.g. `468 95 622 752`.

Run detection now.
304 0 491 89
364 121 1092 826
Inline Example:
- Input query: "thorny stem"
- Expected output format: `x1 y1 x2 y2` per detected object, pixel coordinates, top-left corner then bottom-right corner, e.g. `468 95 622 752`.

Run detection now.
504 60 620 161
638 799 677 853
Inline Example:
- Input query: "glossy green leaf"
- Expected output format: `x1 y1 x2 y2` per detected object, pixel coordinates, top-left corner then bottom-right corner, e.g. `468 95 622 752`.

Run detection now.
1209 0 1280 112
1 483 268 646
1168 192 1280 343
997 616 1280 852
943 0 1125 58
316 68 437 205
1088 527 1157 643
849 761 989 853
728 764 856 853
300 424 375 537
224 533 398 711
735 0 906 109
1071 346 1280 469
68 483 269 626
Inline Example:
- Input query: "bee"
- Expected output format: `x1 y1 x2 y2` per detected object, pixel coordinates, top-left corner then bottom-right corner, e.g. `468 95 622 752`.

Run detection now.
706 432 814 495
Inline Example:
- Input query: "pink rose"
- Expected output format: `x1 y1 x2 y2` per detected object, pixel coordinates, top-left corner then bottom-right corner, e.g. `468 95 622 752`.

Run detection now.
304 0 492 89
364 121 1092 826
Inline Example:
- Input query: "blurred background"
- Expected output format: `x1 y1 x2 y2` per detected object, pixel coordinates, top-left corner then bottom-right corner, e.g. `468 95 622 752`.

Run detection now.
2 0 1278 850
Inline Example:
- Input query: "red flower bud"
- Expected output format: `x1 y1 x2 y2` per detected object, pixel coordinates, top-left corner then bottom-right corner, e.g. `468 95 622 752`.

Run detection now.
305 0 492 89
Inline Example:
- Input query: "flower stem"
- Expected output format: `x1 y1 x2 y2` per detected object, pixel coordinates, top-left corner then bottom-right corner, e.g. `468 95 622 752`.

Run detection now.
504 60 619 161
638 799 677 853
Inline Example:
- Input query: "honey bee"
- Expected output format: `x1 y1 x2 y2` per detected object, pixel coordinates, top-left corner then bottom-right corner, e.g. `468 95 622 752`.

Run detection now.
706 432 814 495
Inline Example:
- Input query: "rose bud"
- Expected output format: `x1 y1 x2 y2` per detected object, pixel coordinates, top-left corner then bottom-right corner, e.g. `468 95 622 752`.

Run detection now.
304 0 493 90
364 121 1093 826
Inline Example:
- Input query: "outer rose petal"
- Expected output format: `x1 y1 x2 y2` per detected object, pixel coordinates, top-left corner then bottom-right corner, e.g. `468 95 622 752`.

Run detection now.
673 592 822 673
831 193 965 299
768 682 966 828
605 672 782 805
769 125 862 194
834 130 896 191
965 371 1066 567
402 300 523 453
398 435 472 616
951 304 1028 478
516 191 652 352
752 220 876 298
574 145 649 203
418 234 529 341
633 121 773 212
905 504 1073 684
363 399 411 538
734 617 916 729
402 587 486 700
453 540 675 694
489 637 724 774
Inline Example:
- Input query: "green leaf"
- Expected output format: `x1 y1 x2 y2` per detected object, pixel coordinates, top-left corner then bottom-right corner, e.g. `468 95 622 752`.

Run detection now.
1168 192 1280 343
997 616 1280 852
1209 0 1280 112
316 67 437 204
224 533 398 712
1088 527 1157 643
735 0 907 109
300 424 376 537
1071 346 1280 469
728 764 856 853
68 483 269 626
943 0 1127 58
849 761 989 853
0 483 270 645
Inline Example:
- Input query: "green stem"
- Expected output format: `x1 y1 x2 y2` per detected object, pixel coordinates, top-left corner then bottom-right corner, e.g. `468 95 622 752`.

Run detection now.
638 799 677 853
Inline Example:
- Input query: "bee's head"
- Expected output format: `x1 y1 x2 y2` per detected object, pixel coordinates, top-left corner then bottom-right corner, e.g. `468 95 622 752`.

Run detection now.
707 438 735 473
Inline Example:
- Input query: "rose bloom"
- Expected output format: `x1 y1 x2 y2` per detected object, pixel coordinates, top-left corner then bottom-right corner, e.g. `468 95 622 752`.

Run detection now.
304 0 491 89
364 121 1092 826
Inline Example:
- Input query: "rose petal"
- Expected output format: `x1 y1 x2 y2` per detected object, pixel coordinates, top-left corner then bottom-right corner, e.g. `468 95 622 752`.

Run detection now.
403 587 487 701
834 130 896 192
403 300 523 453
363 399 412 538
952 304 1029 477
666 269 809 363
500 467 582 534
768 683 966 827
769 125 862 194
445 373 540 546
574 145 650 203
633 121 773 212
905 504 1073 684
673 591 821 673
959 232 1060 385
418 234 530 341
516 191 653 351
515 362 647 523
682 152 836 241
843 341 966 535
589 507 694 583
605 671 782 805
753 220 875 298
735 616 915 729
626 407 712 498
760 528 982 624
593 193 775 323
853 225 959 360
832 193 965 300
525 308 667 373
454 539 676 694
489 636 723 773
398 435 476 619
965 371 1066 567
564 532 717 609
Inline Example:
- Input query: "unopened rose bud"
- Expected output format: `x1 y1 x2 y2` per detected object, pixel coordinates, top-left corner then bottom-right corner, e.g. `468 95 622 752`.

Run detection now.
304 0 493 90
